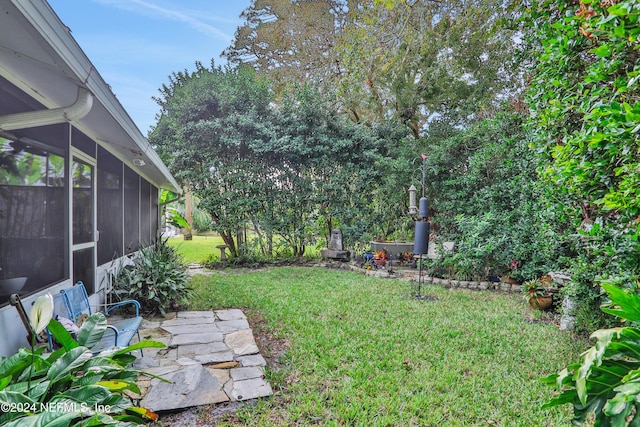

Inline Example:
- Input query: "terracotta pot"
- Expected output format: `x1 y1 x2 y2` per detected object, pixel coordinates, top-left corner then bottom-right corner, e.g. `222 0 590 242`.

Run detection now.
529 295 553 310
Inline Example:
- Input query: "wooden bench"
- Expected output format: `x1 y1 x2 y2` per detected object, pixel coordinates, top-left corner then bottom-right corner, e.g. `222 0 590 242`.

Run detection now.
48 281 143 354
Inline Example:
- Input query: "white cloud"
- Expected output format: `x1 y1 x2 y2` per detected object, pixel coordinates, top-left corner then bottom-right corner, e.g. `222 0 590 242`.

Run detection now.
94 0 234 41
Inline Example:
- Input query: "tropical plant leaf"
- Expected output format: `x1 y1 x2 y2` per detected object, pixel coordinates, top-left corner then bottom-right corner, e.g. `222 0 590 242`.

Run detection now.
126 406 159 422
0 375 11 391
55 385 111 408
0 349 33 382
46 347 92 383
1 411 79 427
74 413 121 426
0 390 36 406
600 283 640 323
76 314 107 349
110 354 136 368
96 380 141 395
46 318 78 351
99 394 135 414
112 340 165 356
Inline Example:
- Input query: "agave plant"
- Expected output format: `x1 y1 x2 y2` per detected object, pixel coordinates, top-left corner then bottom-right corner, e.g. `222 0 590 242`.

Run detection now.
0 312 166 426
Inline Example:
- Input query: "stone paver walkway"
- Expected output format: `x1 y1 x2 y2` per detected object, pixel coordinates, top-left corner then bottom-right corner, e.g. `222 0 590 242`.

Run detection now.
134 309 272 412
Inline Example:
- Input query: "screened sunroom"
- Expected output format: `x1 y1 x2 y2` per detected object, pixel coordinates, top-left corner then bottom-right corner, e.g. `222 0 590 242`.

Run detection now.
0 0 180 356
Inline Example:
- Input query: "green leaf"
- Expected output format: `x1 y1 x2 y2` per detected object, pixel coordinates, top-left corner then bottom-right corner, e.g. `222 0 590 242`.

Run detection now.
46 347 92 383
76 313 107 349
592 45 612 58
600 283 640 323
96 380 141 395
0 375 11 391
46 318 78 352
541 389 578 409
0 349 34 382
56 385 111 407
1 411 78 427
112 340 166 356
0 390 36 406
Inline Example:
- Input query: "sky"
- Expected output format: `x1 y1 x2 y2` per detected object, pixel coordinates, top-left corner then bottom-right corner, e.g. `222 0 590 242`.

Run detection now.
47 0 252 135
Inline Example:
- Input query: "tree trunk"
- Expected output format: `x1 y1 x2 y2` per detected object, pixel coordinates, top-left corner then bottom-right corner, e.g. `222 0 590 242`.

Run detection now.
183 184 193 241
220 231 237 257
236 228 244 255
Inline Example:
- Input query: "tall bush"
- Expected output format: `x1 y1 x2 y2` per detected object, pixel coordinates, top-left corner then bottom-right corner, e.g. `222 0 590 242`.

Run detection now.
525 0 640 330
420 111 573 281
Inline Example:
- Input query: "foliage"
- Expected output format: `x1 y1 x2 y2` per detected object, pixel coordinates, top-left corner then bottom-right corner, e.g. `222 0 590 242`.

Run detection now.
525 0 640 331
151 62 390 258
419 111 574 282
522 279 550 300
543 283 640 426
187 267 583 425
150 62 272 256
111 239 190 316
0 313 164 426
225 0 522 137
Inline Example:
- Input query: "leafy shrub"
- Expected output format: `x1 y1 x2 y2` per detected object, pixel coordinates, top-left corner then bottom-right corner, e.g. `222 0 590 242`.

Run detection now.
0 313 164 426
112 239 191 316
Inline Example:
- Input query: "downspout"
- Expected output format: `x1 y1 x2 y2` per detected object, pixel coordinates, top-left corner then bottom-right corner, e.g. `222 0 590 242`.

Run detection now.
0 87 93 131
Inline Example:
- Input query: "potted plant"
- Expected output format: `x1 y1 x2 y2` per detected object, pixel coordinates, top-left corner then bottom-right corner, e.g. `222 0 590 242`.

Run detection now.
522 279 553 310
373 249 388 267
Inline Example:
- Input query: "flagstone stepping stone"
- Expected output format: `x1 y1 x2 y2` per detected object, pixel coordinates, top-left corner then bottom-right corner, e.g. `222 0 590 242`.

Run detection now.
229 367 265 382
176 311 215 318
161 324 220 335
162 316 217 326
134 357 160 369
205 368 231 386
216 319 250 332
177 341 230 358
140 364 186 378
141 364 229 411
236 354 267 367
215 309 246 321
176 357 199 366
224 377 273 402
225 329 259 356
169 332 224 347
193 351 235 365
136 309 273 412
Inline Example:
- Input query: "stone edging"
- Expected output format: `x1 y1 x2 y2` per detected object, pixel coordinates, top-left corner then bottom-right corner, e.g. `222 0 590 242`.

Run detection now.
342 263 522 292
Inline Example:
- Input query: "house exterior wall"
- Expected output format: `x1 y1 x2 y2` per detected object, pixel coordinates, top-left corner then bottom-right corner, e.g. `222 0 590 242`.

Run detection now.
0 0 177 358
0 122 161 357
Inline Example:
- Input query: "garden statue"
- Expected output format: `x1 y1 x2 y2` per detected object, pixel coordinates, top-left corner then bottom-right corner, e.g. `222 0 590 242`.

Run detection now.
320 229 350 261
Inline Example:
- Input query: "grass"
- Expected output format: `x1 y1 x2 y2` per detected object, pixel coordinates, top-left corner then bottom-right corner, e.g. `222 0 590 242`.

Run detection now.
166 235 227 264
167 233 323 265
186 267 585 426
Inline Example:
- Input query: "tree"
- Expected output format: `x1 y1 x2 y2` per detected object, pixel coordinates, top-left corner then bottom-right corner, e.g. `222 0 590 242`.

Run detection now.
150 62 273 256
223 0 346 95
151 62 389 257
254 85 387 255
224 0 521 137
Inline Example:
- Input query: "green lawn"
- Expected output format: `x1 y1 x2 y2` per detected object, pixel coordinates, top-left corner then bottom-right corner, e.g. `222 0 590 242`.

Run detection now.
186 267 585 426
166 234 322 264
166 235 227 264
